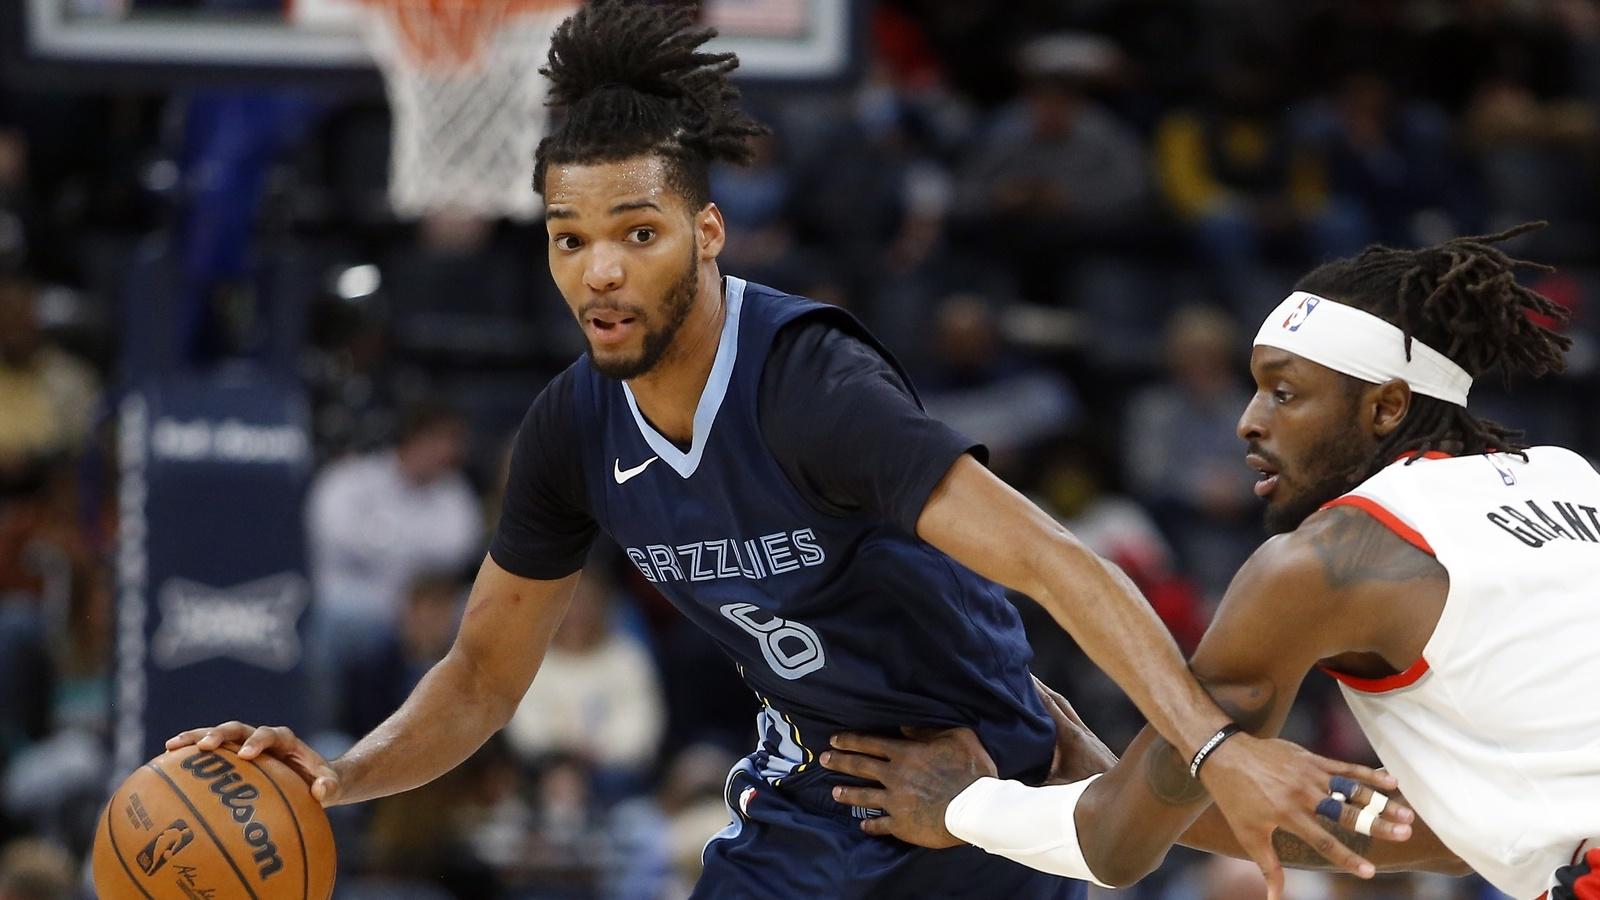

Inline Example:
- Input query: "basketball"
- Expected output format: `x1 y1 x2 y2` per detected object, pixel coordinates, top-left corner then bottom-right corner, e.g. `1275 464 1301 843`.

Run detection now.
91 745 336 900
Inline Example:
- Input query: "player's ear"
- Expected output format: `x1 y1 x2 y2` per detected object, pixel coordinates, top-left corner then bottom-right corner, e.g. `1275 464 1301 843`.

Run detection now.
1370 379 1412 437
696 202 726 260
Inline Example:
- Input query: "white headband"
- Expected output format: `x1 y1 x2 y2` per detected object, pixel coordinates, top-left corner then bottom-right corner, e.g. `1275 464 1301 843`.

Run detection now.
1253 292 1472 406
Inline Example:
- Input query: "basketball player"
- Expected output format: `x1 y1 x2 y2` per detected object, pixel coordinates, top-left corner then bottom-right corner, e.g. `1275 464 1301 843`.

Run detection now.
819 226 1600 899
165 2 1407 895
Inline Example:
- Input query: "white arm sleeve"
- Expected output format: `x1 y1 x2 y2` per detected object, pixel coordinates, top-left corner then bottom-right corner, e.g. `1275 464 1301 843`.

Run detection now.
943 774 1113 888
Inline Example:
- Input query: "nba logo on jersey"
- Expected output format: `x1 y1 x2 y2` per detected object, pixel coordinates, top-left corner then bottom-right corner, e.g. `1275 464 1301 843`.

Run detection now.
1487 454 1518 486
1282 295 1320 332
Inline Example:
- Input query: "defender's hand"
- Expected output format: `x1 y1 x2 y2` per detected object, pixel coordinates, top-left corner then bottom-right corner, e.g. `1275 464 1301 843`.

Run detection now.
1198 733 1414 900
166 721 342 806
1033 675 1118 784
820 727 997 849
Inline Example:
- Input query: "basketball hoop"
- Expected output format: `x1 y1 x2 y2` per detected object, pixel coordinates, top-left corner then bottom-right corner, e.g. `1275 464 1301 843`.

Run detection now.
352 0 576 220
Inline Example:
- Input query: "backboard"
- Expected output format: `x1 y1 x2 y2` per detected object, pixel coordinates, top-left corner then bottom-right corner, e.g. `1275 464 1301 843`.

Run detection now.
5 0 857 90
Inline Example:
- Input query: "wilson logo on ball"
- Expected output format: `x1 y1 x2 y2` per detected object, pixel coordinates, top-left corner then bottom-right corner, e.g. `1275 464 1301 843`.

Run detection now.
178 752 285 879
135 819 194 876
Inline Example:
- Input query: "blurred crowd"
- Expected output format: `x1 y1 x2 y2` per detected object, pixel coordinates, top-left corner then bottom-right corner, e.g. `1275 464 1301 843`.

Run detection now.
4 0 1600 897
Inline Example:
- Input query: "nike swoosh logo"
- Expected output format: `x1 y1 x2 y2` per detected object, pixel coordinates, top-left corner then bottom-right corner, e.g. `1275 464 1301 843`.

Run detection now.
613 456 659 484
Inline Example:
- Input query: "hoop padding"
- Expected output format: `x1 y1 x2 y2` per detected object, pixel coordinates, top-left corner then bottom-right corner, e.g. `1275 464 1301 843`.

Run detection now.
359 1 576 221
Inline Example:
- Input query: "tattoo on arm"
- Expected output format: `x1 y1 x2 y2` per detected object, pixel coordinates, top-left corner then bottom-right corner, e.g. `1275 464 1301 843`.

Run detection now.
1145 739 1210 804
1307 506 1447 589
1143 683 1277 806
1270 822 1372 870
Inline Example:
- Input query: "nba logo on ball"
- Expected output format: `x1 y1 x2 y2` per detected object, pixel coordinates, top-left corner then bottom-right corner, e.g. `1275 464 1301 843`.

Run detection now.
135 821 193 876
1282 295 1320 332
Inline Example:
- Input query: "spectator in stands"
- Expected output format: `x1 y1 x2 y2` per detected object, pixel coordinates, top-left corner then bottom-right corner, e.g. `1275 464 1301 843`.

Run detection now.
609 744 739 899
1291 71 1479 250
788 62 954 317
515 753 612 897
338 571 462 739
0 839 74 900
0 275 99 483
916 293 1079 474
1154 49 1343 306
953 33 1149 303
709 131 801 284
503 563 666 794
1462 73 1600 254
343 743 501 900
1036 441 1204 654
306 399 481 657
1125 305 1258 601
47 566 111 738
0 470 95 772
0 600 49 774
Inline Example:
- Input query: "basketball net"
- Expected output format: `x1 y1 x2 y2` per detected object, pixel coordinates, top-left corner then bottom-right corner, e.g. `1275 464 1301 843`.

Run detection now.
353 0 576 221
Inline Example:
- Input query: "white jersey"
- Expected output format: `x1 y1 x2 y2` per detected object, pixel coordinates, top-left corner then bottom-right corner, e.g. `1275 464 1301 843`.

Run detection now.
1323 447 1600 898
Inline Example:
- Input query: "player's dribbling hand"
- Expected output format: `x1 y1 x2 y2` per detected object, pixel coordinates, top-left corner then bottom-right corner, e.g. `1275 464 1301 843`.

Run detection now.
819 727 996 849
165 721 342 807
1197 733 1415 900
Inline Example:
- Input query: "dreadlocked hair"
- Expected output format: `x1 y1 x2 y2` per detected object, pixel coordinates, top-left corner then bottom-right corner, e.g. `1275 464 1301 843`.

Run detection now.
1294 222 1572 466
532 0 769 208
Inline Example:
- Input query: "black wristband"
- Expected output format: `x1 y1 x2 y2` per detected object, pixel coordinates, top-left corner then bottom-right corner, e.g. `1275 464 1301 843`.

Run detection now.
1188 723 1243 779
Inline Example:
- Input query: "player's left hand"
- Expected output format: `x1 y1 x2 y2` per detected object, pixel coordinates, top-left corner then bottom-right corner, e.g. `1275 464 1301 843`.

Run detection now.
821 679 1114 849
1032 675 1118 784
820 727 995 849
1197 733 1415 900
1548 846 1600 900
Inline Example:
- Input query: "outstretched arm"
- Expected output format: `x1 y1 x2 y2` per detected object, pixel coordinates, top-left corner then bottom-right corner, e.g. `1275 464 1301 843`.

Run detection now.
170 555 580 806
915 459 1403 892
1028 679 1461 876
1065 529 1345 885
325 555 579 804
848 502 1444 892
1025 679 1461 875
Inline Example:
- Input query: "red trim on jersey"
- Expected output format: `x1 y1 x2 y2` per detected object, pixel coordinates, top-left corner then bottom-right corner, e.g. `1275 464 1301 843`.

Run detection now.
1319 657 1431 693
1315 468 1441 694
1319 495 1436 556
1395 450 1455 461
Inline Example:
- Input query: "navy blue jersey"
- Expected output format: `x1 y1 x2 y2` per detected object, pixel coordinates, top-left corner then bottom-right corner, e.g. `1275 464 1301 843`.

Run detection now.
567 277 1054 791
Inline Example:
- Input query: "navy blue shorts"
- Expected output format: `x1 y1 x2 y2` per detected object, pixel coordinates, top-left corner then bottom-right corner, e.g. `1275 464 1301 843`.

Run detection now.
693 758 1088 899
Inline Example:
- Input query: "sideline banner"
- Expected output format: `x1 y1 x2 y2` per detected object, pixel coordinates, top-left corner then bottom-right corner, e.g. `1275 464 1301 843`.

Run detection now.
115 374 313 775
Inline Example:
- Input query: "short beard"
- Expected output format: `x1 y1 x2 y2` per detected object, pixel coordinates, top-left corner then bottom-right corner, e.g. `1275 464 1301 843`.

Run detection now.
1264 420 1375 535
590 252 699 380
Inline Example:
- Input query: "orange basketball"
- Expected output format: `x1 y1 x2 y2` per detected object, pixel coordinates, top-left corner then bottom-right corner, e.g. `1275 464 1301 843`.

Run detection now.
92 745 336 899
